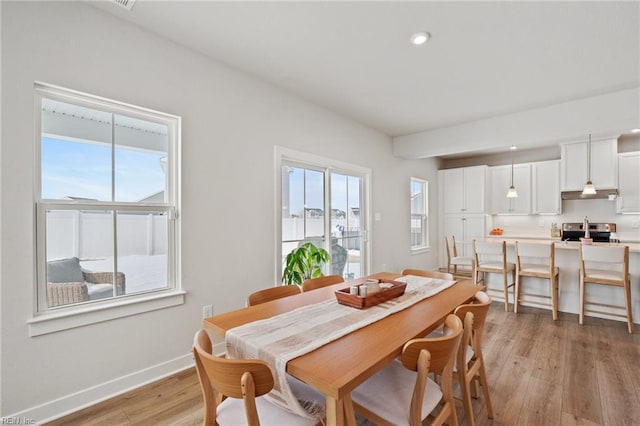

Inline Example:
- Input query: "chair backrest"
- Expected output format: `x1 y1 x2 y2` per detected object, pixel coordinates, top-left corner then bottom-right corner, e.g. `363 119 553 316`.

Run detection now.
453 291 492 361
474 240 507 267
401 314 463 374
456 312 475 375
301 274 344 292
247 285 301 306
401 268 454 281
515 241 555 272
193 329 275 425
400 314 463 425
445 235 458 261
579 244 629 279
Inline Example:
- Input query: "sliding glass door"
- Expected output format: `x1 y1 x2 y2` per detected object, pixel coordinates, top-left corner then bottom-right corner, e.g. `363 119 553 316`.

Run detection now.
280 157 368 281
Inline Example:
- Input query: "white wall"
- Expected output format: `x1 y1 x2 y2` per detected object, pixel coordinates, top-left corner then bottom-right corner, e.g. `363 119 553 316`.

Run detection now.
0 1 439 420
394 87 640 159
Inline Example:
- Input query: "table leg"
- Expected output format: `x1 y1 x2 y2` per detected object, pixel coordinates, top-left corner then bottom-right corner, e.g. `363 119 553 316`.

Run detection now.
326 396 344 426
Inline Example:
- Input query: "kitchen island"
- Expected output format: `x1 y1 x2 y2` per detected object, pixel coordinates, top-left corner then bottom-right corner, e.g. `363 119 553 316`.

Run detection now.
481 236 640 327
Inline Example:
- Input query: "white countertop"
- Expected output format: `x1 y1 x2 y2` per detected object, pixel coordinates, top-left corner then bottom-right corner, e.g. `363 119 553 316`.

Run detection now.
485 235 640 253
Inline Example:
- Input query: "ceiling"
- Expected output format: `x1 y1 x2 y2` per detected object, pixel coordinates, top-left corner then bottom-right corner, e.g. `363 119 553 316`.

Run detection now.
91 1 639 156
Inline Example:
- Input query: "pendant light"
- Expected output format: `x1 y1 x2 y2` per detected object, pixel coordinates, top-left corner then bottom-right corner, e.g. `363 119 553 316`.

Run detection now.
582 134 596 195
506 145 518 198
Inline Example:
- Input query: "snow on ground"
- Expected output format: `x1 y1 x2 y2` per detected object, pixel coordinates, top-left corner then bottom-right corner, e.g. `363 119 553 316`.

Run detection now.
81 254 167 294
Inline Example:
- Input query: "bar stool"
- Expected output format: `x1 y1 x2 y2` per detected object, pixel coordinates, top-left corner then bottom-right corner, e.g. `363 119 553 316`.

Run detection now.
514 242 560 320
445 235 474 275
579 244 633 334
473 240 515 312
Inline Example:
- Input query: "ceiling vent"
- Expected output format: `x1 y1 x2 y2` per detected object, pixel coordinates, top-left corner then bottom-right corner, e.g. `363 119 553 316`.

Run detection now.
111 0 136 11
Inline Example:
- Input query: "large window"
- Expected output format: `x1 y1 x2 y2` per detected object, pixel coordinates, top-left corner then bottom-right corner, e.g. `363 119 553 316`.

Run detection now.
32 83 182 333
278 148 370 281
410 177 429 251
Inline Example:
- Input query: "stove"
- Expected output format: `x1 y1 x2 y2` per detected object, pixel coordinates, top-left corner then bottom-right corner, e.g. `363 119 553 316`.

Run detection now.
561 223 616 242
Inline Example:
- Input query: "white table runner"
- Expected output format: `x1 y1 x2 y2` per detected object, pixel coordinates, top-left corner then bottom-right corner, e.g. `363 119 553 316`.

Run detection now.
225 275 456 421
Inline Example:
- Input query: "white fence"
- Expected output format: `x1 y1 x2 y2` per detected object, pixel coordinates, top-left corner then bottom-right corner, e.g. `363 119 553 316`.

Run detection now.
46 210 167 261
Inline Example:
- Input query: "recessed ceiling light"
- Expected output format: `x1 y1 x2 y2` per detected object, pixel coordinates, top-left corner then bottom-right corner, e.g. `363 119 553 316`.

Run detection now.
510 145 517 150
410 32 431 46
631 128 640 133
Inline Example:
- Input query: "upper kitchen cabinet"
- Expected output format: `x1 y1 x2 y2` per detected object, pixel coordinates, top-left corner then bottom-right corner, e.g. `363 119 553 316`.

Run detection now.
561 139 618 191
489 164 531 214
617 152 640 213
532 160 561 215
440 166 488 214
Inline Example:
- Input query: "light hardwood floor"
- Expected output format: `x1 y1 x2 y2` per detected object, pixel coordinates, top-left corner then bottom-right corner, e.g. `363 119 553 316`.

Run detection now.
45 303 640 426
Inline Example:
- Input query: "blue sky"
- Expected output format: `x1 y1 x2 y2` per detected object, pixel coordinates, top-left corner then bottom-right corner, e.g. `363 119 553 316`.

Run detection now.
41 137 166 202
287 166 360 216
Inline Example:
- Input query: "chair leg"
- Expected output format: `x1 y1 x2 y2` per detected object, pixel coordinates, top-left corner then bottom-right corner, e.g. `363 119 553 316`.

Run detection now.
550 274 558 320
459 372 475 426
478 362 494 419
511 269 516 306
514 272 520 314
579 276 585 325
503 271 509 312
625 279 633 334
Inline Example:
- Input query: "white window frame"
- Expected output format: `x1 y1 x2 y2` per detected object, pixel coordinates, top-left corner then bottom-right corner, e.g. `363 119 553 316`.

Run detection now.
410 177 429 253
29 82 184 336
275 146 371 283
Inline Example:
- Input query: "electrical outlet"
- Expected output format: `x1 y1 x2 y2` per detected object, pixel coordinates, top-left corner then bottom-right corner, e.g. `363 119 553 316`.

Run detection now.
202 305 213 319
633 220 639 229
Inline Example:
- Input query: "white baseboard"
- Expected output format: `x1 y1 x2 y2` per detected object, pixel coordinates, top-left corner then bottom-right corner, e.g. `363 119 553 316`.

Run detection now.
9 353 194 424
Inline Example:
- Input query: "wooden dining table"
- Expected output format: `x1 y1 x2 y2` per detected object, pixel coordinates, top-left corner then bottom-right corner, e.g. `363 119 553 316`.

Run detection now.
203 272 480 426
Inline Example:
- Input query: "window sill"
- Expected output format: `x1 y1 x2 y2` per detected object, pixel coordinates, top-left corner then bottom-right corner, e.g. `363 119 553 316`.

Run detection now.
28 290 186 336
410 247 430 255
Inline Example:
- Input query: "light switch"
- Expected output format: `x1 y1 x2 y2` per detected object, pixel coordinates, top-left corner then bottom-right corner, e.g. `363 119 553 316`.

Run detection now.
374 213 382 221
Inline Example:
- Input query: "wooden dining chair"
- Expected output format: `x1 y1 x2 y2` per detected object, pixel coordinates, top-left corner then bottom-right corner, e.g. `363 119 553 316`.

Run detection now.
579 244 633 333
452 291 494 426
192 330 325 425
247 285 301 306
446 235 474 275
350 314 463 426
514 241 559 320
401 268 455 280
473 240 515 312
301 274 344 292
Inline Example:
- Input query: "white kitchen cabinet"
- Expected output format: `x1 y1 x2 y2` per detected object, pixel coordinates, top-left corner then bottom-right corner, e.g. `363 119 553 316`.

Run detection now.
617 152 640 213
443 214 486 258
440 166 487 214
532 160 561 214
561 139 617 191
489 164 531 214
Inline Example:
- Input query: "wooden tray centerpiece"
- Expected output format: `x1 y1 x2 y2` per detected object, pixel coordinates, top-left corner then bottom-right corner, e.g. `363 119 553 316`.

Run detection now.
335 279 407 309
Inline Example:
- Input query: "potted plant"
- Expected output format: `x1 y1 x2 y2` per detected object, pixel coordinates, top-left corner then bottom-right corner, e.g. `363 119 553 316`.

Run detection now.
282 242 330 285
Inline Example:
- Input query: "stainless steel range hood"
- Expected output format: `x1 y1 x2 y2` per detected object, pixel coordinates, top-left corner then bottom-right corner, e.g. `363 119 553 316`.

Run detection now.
561 189 618 200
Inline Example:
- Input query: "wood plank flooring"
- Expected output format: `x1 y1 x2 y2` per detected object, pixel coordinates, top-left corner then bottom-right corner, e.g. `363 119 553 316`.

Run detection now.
45 302 640 426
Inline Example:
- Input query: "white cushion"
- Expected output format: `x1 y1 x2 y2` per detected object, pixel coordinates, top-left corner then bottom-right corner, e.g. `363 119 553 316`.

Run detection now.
478 262 515 271
217 375 323 426
451 256 473 266
351 359 442 425
519 263 559 275
86 283 113 300
585 268 624 282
